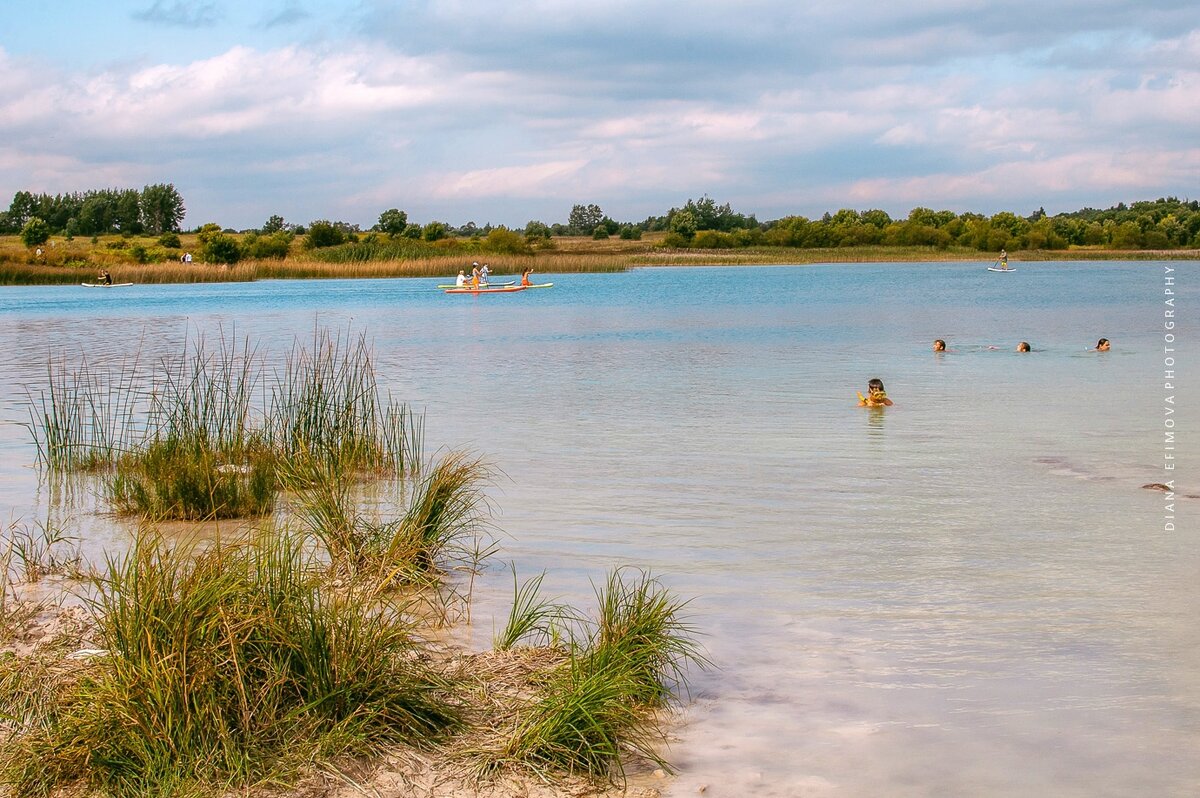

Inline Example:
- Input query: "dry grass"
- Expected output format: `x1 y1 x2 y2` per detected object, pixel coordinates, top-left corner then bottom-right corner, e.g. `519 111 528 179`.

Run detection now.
6 232 1194 287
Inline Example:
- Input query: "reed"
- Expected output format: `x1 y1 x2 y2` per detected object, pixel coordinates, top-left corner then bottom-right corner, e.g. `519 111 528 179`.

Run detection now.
26 327 422 520
267 329 423 476
0 530 461 797
24 350 145 472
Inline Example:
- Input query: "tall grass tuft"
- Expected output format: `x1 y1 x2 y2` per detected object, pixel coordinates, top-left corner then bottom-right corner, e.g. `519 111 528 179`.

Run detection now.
486 567 707 782
286 449 494 600
4 519 83 583
494 568 573 650
0 530 461 797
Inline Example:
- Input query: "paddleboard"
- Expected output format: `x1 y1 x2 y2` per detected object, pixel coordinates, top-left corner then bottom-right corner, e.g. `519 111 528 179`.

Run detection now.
436 280 515 288
986 267 1015 273
524 282 554 289
444 285 529 294
82 282 134 287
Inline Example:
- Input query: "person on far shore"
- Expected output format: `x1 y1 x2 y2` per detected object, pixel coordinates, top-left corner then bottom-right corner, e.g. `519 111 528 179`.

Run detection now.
933 339 947 353
1016 341 1031 352
455 270 467 287
521 266 534 287
1094 338 1110 351
857 378 894 407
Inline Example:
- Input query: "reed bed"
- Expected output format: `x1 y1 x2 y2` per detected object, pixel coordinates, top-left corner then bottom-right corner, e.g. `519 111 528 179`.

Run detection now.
27 327 423 521
0 530 461 797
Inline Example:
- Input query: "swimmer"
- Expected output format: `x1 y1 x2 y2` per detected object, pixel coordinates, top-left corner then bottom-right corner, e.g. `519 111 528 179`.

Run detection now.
1017 342 1031 352
933 339 947 352
857 378 894 407
1094 338 1110 352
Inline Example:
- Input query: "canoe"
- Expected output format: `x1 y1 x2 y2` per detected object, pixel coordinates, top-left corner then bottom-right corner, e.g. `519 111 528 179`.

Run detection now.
436 280 515 288
82 282 134 287
444 285 529 294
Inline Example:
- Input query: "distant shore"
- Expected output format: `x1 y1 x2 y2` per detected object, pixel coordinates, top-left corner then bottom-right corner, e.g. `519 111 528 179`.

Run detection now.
2 232 1197 286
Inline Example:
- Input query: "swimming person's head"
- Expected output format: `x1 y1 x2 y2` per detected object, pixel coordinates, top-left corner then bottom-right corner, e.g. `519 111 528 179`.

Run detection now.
867 378 886 395
1017 342 1031 352
1096 338 1110 351
933 339 946 352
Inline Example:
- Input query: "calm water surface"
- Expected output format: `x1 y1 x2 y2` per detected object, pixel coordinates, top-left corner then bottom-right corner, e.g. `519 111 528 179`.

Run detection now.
1 262 1196 797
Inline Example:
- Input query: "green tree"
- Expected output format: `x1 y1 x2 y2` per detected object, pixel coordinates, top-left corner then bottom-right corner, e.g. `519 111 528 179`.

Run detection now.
20 217 51 248
567 203 604 235
669 209 697 241
262 214 286 234
140 183 185 234
377 208 408 236
524 220 551 239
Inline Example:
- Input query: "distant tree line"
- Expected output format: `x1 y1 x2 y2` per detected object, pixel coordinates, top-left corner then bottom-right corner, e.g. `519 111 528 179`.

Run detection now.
6 185 1199 257
0 185 186 239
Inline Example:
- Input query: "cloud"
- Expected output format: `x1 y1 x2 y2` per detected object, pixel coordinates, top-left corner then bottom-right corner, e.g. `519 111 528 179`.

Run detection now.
262 0 310 30
132 1 222 27
1 3 1198 227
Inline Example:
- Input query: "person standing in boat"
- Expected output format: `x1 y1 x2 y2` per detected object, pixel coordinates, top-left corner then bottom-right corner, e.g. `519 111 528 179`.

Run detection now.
998 248 1009 270
480 263 491 285
470 262 481 288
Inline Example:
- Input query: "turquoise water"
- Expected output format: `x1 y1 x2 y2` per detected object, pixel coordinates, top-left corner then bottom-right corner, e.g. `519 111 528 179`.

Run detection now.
1 262 1196 797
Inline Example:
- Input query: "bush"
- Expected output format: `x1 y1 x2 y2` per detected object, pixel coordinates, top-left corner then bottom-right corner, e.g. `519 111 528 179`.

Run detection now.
485 227 533 255
20 217 50 248
202 233 242 264
592 226 610 240
304 220 347 249
618 225 642 240
243 230 293 259
158 232 181 249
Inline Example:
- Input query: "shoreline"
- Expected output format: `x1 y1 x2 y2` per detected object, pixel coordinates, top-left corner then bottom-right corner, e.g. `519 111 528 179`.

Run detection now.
2 238 1198 286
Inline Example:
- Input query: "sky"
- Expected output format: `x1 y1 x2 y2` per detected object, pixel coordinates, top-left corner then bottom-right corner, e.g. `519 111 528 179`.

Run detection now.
1 0 1198 230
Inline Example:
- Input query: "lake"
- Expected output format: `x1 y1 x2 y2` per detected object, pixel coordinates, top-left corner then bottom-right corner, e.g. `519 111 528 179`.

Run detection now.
1 261 1196 797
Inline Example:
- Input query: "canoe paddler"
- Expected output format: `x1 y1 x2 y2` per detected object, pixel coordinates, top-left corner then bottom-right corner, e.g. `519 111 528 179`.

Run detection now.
521 266 534 287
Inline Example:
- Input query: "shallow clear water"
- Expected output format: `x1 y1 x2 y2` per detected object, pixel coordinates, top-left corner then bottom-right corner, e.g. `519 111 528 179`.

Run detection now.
1 262 1196 797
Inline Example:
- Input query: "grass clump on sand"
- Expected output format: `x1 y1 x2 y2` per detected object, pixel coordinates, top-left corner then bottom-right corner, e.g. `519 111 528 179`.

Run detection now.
484 567 708 783
284 449 494 596
0 530 461 798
